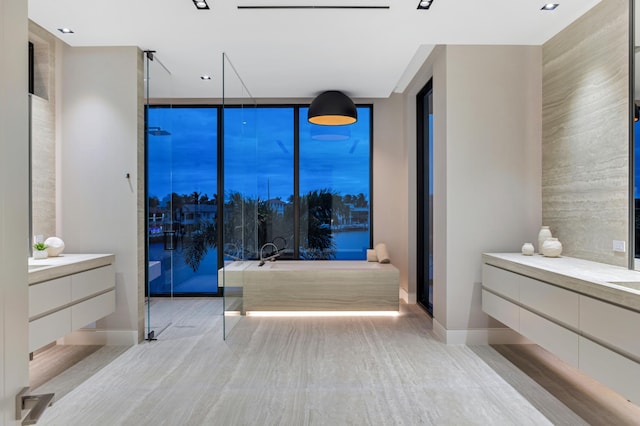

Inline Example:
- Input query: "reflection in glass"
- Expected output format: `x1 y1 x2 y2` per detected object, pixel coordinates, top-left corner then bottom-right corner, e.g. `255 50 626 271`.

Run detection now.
222 52 258 338
223 107 294 259
299 107 372 260
147 106 219 296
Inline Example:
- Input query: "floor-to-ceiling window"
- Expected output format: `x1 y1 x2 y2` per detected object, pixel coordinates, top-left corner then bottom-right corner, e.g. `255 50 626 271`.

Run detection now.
299 107 372 260
417 80 433 314
147 106 219 296
147 104 373 297
224 106 295 258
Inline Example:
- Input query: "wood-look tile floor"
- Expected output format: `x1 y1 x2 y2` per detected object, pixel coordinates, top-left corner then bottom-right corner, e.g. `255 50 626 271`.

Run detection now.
33 300 640 425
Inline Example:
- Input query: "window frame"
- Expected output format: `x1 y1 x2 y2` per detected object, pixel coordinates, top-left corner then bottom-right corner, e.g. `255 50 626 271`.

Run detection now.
146 103 374 294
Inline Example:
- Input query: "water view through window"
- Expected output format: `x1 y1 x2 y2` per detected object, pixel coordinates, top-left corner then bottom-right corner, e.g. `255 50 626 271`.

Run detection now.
299 107 371 260
148 106 219 296
147 105 372 296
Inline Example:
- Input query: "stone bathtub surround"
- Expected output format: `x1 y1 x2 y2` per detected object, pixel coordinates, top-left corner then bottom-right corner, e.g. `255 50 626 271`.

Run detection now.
221 260 400 312
482 253 640 312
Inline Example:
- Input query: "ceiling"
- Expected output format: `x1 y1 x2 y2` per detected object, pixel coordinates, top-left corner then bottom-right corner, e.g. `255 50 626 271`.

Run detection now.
28 0 601 99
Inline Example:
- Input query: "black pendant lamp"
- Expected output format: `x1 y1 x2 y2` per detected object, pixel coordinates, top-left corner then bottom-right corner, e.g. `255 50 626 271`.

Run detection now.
308 90 357 126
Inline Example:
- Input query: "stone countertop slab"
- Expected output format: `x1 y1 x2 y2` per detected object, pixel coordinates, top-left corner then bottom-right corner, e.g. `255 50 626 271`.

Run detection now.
483 253 640 312
28 253 115 285
243 260 399 272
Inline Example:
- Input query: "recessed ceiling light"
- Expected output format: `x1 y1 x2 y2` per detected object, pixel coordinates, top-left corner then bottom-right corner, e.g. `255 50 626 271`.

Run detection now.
193 0 209 9
201 75 212 80
57 28 74 34
541 3 559 10
417 0 433 10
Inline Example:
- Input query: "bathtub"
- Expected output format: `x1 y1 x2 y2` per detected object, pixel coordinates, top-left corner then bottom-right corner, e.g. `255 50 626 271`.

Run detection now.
220 260 399 312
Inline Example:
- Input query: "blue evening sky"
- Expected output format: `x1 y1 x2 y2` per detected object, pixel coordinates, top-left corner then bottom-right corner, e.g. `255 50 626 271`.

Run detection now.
148 106 371 202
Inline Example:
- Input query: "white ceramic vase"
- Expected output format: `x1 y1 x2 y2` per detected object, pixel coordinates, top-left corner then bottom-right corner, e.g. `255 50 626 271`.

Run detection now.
44 236 65 257
521 243 534 256
541 237 563 257
33 249 48 260
538 226 552 254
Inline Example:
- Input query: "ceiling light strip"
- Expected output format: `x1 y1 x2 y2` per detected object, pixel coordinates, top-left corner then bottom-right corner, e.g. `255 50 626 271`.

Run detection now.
237 5 390 9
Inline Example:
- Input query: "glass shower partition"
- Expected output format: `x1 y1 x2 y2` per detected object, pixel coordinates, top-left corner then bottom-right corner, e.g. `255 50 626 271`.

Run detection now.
145 51 222 341
144 51 174 340
222 53 257 339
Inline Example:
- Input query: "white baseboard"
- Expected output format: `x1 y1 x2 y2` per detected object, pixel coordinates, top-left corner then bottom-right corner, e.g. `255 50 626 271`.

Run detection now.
59 329 138 347
432 319 531 345
399 287 416 304
399 288 408 303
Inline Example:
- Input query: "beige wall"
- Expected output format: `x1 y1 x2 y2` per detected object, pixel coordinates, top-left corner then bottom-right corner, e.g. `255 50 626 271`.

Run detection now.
542 0 630 267
26 26 145 343
0 0 30 423
369 94 409 295
404 45 543 343
59 46 142 345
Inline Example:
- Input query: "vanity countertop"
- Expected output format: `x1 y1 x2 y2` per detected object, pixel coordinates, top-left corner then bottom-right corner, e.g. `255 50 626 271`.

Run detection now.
28 253 115 285
483 253 640 312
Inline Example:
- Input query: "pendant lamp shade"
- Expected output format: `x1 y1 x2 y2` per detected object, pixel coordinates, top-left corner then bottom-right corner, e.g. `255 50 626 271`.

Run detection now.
308 90 357 125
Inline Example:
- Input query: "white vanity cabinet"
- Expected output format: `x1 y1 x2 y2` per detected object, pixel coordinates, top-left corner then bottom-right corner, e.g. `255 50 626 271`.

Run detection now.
28 255 115 352
482 264 580 367
482 254 640 403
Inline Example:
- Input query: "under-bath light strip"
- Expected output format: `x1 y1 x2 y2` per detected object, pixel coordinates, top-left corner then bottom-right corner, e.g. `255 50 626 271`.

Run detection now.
245 311 400 317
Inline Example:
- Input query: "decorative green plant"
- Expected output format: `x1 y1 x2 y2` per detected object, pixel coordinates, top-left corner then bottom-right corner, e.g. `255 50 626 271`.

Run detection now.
33 242 48 251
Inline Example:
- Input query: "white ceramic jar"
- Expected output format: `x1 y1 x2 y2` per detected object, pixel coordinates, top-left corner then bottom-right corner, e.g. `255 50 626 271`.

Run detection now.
521 243 534 256
541 237 563 257
538 226 552 254
44 236 65 257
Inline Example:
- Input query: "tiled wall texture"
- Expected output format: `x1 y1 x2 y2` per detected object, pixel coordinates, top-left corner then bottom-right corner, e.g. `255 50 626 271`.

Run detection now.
542 0 629 267
30 22 56 241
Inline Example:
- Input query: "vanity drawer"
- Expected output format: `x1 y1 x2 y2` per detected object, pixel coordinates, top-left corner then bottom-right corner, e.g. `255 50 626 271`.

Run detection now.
71 290 116 329
579 337 640 403
519 277 579 328
482 264 519 300
29 275 72 318
71 264 115 301
580 295 640 356
482 289 519 331
520 309 579 367
29 308 71 352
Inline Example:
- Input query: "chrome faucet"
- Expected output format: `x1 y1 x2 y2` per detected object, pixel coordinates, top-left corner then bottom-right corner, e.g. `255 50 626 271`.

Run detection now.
259 242 280 266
